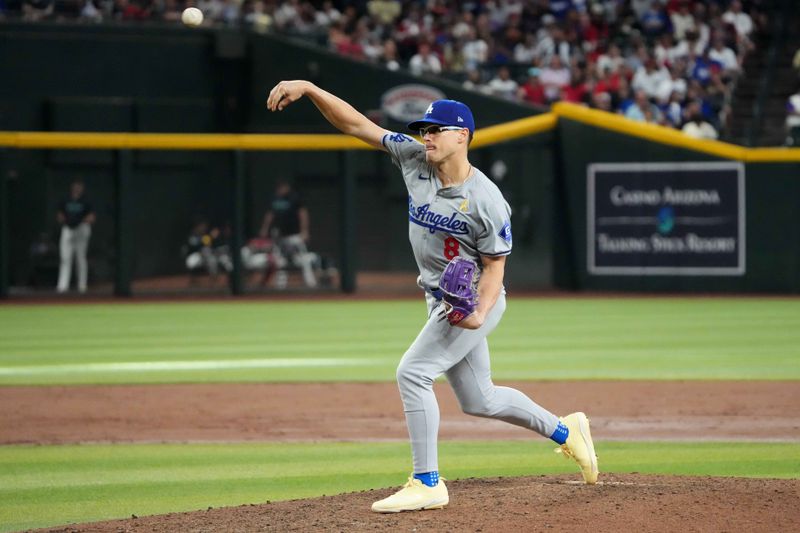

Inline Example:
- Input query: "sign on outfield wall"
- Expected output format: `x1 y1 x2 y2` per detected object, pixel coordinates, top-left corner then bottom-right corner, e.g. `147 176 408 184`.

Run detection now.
587 162 745 276
381 84 446 122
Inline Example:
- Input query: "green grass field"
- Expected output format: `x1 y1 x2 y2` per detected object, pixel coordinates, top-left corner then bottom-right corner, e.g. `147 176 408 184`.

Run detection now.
0 298 798 384
2 441 799 532
0 298 798 531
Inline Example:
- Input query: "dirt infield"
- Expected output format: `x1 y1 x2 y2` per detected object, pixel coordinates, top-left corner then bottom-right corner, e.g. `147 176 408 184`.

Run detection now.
3 381 798 444
5 381 797 532
41 474 800 533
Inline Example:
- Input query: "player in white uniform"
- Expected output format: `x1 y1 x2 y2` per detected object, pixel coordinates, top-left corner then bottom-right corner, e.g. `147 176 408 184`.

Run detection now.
267 81 598 513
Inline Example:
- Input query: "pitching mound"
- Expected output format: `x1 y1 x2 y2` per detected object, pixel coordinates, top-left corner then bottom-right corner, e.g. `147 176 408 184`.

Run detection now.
42 474 799 532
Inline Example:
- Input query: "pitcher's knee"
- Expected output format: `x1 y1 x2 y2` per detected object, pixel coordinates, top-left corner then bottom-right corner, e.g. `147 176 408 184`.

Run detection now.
396 357 433 391
460 401 495 418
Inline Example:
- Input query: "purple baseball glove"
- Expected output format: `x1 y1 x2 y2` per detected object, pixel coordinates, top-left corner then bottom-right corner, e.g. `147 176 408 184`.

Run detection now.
437 256 479 325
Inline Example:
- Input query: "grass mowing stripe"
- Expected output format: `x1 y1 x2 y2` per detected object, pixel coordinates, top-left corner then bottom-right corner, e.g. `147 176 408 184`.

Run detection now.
0 358 384 376
0 441 798 532
1 298 798 384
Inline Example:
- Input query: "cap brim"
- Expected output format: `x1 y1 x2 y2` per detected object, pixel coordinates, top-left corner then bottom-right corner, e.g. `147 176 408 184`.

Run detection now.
407 118 455 132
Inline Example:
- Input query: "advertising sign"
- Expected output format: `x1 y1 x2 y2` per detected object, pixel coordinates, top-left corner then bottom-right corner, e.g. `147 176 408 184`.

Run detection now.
587 162 745 275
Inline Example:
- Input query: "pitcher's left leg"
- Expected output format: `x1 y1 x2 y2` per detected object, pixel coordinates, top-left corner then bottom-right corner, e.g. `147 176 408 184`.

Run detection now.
446 337 599 484
445 339 560 438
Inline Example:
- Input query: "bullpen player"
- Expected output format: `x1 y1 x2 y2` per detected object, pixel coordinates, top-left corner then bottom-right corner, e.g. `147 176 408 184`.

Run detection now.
56 179 95 294
267 81 598 512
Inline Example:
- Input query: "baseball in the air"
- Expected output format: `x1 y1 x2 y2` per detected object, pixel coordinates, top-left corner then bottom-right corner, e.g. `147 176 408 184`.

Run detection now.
181 7 203 27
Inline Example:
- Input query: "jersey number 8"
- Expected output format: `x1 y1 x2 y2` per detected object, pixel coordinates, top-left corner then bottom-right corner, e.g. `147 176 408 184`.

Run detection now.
443 237 460 260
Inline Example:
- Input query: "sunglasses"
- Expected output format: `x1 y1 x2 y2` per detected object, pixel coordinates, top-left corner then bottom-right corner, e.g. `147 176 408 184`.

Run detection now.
419 125 466 137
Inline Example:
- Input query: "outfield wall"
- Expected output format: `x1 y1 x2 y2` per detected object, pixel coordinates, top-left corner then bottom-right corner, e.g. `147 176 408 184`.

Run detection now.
2 24 799 294
0 23 552 292
553 106 800 293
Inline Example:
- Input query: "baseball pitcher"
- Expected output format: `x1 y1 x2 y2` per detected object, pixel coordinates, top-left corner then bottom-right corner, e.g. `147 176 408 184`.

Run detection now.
267 81 598 512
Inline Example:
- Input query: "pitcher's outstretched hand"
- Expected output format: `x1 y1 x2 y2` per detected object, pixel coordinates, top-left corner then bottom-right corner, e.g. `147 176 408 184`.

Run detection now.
267 80 309 112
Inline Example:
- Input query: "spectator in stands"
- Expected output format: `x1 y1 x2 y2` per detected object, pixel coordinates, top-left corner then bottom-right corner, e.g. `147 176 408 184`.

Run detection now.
630 0 652 20
722 0 753 43
443 38 467 74
540 54 570 103
367 0 400 26
595 43 625 76
518 67 546 106
514 32 538 65
681 29 706 58
113 0 150 21
593 64 619 96
562 66 589 104
487 66 518 101
682 101 718 139
625 90 661 123
316 0 340 27
244 0 272 33
409 41 442 76
272 0 298 30
654 61 688 102
80 0 103 21
463 68 490 94
632 57 670 99
660 90 684 127
547 26 573 66
785 86 800 146
670 0 695 41
9 0 766 141
22 0 53 20
356 22 383 63
290 1 323 34
613 76 634 113
450 9 473 40
690 3 712 50
591 90 613 112
379 38 400 71
689 48 721 87
793 47 800 77
654 33 684 67
462 27 489 71
639 1 670 38
708 37 741 77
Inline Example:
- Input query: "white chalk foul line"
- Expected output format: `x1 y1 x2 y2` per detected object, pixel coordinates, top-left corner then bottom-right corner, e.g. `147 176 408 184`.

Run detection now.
0 358 379 376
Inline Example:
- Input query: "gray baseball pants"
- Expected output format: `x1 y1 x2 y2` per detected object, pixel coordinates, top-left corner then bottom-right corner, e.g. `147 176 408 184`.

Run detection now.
57 223 91 293
396 293 561 474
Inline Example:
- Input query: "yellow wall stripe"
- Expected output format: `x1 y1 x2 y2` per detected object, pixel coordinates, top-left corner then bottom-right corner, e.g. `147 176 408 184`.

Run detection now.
0 102 798 162
552 102 800 162
471 112 557 148
0 132 374 151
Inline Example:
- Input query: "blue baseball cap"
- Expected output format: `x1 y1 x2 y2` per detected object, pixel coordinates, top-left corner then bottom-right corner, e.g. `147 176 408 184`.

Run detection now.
407 99 475 134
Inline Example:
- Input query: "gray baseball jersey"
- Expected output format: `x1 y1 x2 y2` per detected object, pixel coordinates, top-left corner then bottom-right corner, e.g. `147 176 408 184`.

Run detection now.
382 132 513 289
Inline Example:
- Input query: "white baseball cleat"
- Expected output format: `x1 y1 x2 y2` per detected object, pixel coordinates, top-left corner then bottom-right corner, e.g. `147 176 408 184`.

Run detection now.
371 476 449 513
557 412 599 484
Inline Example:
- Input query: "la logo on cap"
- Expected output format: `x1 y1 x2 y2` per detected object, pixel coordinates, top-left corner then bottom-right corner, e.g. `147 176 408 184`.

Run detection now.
426 103 434 115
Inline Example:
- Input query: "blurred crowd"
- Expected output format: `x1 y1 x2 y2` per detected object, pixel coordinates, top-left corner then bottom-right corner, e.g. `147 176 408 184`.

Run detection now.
4 0 770 139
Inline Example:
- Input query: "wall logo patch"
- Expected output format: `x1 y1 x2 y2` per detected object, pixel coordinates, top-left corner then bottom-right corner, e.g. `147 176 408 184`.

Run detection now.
499 221 512 244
